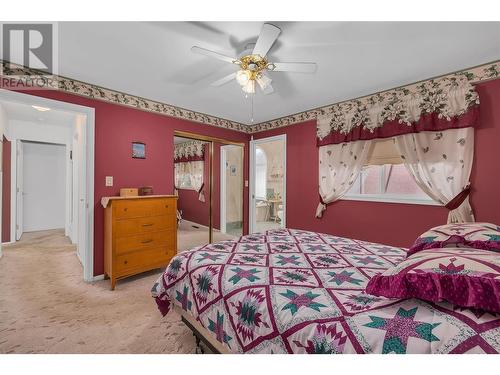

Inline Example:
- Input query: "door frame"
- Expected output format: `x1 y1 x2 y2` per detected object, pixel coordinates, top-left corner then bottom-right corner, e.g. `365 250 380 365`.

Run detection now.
15 140 23 240
0 89 96 282
249 134 287 234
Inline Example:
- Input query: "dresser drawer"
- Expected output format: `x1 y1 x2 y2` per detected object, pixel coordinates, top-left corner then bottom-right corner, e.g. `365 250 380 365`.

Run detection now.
115 230 175 255
115 247 173 274
113 199 175 220
115 215 175 236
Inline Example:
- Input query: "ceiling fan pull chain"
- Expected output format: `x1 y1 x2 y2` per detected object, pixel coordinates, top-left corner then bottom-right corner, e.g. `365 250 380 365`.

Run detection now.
251 94 254 123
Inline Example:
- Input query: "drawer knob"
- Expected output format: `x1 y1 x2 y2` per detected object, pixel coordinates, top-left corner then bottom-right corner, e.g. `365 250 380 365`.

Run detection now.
124 260 128 264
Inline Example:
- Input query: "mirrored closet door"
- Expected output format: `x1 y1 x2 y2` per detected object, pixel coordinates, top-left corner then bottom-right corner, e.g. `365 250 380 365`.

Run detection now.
174 131 244 252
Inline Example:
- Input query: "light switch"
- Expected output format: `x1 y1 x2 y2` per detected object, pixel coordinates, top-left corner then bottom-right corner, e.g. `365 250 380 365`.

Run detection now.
105 176 113 187
245 180 249 188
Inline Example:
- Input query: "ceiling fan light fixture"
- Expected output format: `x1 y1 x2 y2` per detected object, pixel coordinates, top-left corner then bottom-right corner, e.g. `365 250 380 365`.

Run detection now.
236 70 250 86
256 73 272 90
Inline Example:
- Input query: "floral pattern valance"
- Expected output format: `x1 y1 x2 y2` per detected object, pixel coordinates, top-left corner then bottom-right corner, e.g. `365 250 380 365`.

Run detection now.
317 76 480 146
174 140 207 163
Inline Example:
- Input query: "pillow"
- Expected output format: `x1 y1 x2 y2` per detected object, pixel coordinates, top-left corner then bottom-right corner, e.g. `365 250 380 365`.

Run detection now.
407 222 500 257
366 247 500 313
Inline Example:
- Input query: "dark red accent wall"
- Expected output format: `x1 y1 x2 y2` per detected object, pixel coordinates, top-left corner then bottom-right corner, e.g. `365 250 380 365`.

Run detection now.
2 136 11 243
1 88 249 276
253 79 500 248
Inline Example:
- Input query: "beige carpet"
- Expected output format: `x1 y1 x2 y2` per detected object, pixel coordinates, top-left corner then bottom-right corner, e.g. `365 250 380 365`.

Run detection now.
0 229 198 354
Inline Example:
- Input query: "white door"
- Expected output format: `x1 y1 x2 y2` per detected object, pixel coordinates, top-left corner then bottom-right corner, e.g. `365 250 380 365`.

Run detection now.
22 142 66 233
15 140 23 240
249 135 286 234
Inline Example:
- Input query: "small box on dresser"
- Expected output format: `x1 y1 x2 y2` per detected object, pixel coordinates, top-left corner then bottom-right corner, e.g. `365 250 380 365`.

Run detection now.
101 195 178 290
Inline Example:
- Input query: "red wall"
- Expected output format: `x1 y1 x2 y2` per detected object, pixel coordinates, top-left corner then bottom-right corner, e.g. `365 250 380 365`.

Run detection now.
254 79 500 248
1 89 249 276
2 136 11 243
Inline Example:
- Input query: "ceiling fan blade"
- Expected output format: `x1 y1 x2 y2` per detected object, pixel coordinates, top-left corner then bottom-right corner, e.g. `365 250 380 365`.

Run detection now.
271 62 317 73
210 72 237 87
252 23 281 57
191 46 237 64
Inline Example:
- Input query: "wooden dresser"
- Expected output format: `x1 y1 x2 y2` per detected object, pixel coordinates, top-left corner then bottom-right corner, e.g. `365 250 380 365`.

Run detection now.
102 195 178 290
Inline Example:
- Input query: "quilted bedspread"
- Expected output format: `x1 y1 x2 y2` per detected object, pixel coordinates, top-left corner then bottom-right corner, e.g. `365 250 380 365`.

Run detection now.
152 229 500 354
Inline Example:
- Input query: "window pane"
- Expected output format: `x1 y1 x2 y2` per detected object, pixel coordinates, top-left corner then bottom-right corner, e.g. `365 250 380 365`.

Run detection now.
384 164 428 197
361 165 381 194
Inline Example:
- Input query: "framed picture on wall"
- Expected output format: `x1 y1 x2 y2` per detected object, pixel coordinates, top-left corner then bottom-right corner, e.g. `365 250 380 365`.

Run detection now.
132 142 146 159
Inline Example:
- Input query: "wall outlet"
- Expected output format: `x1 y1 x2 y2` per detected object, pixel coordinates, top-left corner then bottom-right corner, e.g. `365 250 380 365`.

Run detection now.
245 180 249 187
105 176 113 187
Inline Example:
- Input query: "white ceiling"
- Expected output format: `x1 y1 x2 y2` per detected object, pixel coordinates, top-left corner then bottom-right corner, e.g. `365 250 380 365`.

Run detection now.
0 100 77 126
40 22 500 125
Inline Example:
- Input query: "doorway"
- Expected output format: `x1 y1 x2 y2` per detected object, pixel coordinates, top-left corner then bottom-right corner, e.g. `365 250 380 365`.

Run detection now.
249 134 286 234
0 89 95 281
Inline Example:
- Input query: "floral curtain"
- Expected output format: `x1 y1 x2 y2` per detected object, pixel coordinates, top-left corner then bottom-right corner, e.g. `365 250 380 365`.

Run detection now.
394 128 474 223
316 140 372 218
174 140 206 202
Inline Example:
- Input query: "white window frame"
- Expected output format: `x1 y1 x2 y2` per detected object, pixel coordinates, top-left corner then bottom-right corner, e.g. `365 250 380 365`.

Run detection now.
342 164 442 206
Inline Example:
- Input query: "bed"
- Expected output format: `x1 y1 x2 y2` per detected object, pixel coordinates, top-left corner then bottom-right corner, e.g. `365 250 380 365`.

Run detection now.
152 228 500 354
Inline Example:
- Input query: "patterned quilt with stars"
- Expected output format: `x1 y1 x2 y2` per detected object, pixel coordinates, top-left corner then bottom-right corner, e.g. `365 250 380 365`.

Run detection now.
152 229 500 354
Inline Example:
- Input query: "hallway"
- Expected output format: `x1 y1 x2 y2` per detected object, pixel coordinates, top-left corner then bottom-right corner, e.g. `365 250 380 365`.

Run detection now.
0 230 196 353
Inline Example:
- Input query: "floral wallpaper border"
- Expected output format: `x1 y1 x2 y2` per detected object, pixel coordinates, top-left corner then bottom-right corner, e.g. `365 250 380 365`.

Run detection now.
1 59 499 135
247 60 500 134
0 60 248 133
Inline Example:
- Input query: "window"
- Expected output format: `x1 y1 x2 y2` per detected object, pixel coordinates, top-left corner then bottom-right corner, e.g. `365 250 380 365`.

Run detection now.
343 139 439 205
255 147 267 199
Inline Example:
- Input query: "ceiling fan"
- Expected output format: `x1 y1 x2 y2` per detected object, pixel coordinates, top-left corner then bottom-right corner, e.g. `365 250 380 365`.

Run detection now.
191 23 317 96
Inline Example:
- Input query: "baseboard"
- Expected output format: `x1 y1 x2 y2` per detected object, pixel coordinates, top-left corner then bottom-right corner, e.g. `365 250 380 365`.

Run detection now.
2 241 15 245
89 274 105 282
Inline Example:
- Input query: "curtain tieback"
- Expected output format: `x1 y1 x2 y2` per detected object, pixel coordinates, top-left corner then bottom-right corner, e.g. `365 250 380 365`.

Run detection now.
445 184 471 210
319 194 327 206
197 183 205 194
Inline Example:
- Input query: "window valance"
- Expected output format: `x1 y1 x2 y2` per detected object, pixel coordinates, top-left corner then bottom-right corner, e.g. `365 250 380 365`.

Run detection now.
317 76 480 146
174 140 207 163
